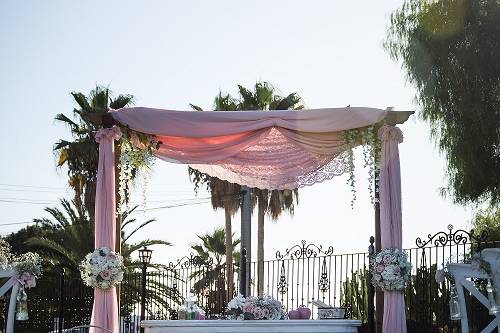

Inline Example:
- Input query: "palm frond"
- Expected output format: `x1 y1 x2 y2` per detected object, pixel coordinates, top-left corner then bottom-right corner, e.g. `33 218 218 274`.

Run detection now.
122 218 157 243
189 104 203 111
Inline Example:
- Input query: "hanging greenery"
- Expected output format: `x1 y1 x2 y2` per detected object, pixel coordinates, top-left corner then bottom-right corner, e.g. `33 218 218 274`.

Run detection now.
117 127 158 214
342 124 382 207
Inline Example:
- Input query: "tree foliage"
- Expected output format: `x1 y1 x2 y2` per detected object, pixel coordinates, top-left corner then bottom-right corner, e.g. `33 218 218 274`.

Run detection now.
470 206 500 245
54 86 134 220
385 0 500 205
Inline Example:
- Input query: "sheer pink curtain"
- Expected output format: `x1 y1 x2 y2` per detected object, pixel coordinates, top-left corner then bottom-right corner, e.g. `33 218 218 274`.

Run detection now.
90 126 121 333
378 125 406 333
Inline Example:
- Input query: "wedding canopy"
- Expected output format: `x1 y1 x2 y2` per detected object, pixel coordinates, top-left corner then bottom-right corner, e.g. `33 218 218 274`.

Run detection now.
91 106 412 333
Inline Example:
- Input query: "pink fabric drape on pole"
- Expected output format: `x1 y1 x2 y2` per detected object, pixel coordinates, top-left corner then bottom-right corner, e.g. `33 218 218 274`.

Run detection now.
90 126 122 333
378 125 406 333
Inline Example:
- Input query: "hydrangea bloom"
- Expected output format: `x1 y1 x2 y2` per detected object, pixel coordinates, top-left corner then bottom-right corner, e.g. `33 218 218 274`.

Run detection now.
80 247 125 290
228 294 285 320
371 248 411 291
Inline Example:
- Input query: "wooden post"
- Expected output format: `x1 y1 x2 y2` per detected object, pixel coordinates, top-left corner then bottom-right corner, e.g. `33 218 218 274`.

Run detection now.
374 152 383 332
367 236 375 333
114 142 121 312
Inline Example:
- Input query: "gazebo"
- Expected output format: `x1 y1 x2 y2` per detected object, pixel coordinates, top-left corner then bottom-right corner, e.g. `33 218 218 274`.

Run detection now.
90 106 413 333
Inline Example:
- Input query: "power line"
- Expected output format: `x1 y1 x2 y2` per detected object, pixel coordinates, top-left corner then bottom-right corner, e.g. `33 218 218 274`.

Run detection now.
0 199 57 205
0 183 207 194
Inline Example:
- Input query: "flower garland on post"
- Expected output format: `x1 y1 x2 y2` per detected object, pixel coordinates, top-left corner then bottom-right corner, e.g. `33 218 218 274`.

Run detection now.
117 127 159 214
342 124 382 207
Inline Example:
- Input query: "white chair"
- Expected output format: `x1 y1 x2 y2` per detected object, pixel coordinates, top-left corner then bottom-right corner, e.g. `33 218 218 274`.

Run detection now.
0 269 20 333
448 248 500 333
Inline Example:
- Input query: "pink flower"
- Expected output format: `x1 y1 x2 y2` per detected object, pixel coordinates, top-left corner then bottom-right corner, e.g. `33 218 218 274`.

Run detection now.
19 272 36 289
383 255 391 264
100 270 112 281
106 252 117 260
377 264 385 273
393 266 401 274
243 303 253 313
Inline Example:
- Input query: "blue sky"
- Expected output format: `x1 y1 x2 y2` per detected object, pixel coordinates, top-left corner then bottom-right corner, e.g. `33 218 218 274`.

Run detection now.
0 0 472 263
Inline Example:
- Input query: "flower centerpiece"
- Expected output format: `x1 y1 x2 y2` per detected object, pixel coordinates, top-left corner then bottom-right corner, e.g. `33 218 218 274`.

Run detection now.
13 252 42 289
371 248 411 291
80 247 124 290
227 294 286 320
0 239 42 288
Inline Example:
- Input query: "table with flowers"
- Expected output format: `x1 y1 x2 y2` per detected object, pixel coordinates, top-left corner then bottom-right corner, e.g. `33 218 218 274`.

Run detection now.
142 294 361 333
141 319 362 333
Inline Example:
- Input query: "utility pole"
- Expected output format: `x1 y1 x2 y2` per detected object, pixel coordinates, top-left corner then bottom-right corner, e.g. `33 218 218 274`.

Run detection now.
240 186 252 296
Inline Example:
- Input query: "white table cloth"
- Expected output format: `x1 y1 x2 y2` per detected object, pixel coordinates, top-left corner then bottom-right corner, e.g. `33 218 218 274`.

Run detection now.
142 320 362 333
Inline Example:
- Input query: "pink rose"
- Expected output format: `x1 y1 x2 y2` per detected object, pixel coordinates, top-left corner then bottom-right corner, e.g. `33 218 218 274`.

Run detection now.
100 270 112 281
19 272 37 289
377 264 385 273
243 303 253 313
393 266 401 274
383 255 391 264
107 252 117 260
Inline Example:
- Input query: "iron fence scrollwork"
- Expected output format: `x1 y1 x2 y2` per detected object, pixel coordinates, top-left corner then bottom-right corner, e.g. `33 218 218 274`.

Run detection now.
416 224 488 251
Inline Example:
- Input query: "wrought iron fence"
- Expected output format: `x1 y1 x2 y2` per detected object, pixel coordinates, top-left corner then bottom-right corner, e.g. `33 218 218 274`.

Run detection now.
2 225 498 333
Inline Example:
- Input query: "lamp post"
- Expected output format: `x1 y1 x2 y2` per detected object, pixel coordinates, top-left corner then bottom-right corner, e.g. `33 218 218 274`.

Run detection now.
139 247 152 333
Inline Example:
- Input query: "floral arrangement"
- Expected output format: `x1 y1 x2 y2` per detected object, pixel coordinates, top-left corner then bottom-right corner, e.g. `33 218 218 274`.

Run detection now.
80 247 125 290
371 248 411 291
0 239 12 268
342 125 381 207
13 252 42 289
227 294 286 320
117 129 158 213
0 239 42 289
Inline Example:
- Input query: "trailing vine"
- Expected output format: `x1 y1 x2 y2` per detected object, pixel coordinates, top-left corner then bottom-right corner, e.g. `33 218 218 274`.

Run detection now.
343 124 381 207
117 127 158 214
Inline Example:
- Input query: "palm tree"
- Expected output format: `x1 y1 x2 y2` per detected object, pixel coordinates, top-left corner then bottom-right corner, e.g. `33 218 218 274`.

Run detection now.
189 82 303 297
54 86 134 222
27 199 171 273
191 226 240 267
25 199 179 319
190 227 240 314
188 92 242 297
236 82 303 297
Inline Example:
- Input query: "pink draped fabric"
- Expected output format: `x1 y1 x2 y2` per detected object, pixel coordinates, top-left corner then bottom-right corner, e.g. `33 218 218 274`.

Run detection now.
90 126 122 333
111 107 389 136
378 125 406 333
111 107 390 189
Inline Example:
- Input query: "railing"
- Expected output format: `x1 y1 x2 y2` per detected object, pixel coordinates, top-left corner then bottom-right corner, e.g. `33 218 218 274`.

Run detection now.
2 225 498 333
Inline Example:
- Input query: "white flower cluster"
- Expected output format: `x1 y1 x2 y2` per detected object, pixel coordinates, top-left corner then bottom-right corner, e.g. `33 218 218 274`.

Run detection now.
0 239 13 268
80 247 124 290
118 136 156 214
228 294 286 320
371 248 411 291
0 240 42 289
